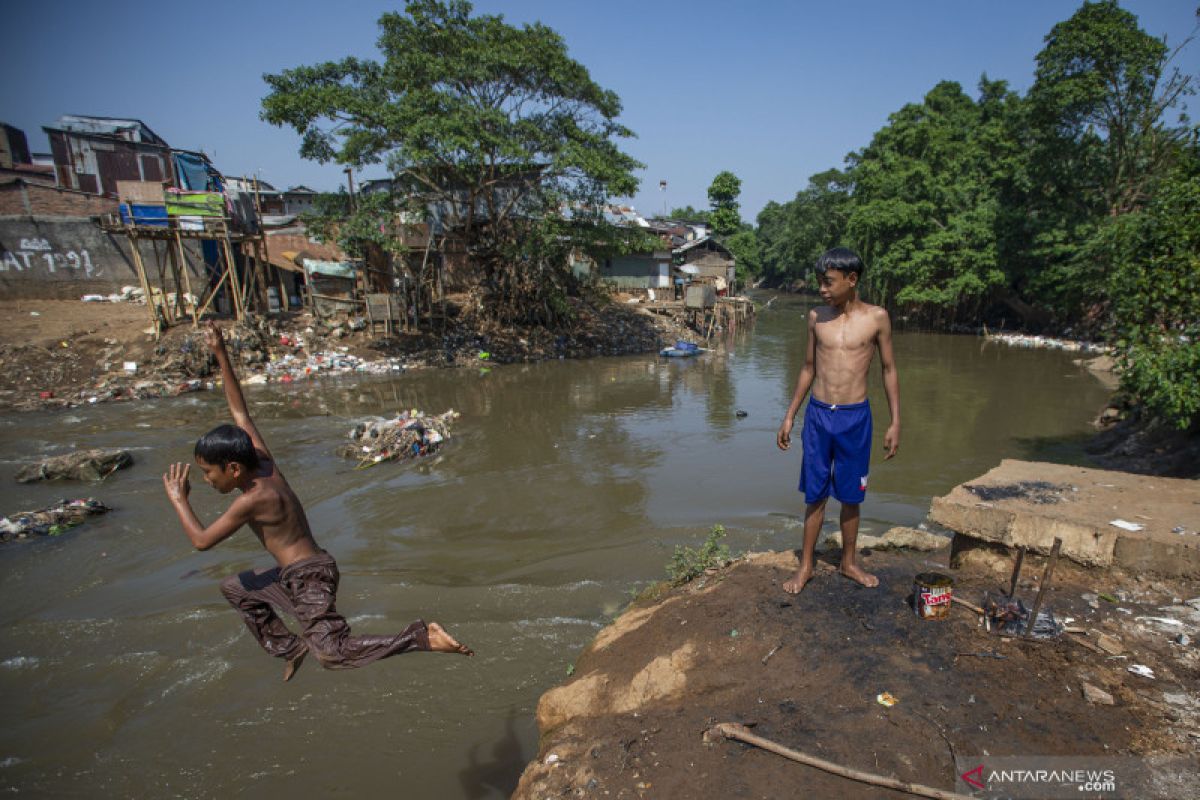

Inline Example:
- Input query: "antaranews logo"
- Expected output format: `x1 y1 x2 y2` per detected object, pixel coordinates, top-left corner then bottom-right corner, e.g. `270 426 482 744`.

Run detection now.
954 756 1130 799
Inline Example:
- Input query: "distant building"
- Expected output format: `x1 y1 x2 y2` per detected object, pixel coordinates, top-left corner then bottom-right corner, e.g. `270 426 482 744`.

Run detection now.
1 122 32 169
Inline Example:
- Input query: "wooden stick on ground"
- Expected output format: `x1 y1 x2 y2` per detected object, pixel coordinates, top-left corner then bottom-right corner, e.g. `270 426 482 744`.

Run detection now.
950 596 985 615
1008 545 1027 599
705 723 973 800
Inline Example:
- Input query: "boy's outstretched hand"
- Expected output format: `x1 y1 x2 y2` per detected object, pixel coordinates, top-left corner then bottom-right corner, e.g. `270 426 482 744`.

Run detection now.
203 320 227 354
163 462 191 503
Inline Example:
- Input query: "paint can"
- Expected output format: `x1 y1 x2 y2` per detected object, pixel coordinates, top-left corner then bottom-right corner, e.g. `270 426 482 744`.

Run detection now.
914 572 954 620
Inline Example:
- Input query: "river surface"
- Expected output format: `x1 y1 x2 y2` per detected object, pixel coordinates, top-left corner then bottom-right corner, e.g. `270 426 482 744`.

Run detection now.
0 295 1112 798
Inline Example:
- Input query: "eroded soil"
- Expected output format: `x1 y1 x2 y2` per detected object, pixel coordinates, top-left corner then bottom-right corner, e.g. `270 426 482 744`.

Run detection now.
515 548 1199 799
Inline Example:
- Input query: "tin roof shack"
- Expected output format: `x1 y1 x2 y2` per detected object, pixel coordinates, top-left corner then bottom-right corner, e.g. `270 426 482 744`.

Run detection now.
42 115 222 200
676 235 735 292
576 207 672 295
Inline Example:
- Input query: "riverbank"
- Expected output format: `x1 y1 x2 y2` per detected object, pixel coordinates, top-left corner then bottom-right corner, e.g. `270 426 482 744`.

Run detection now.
514 543 1200 799
0 295 698 412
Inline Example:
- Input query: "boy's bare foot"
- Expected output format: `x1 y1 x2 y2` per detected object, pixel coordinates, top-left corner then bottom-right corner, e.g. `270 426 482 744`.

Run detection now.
783 565 814 594
427 622 474 656
282 650 307 682
839 563 879 588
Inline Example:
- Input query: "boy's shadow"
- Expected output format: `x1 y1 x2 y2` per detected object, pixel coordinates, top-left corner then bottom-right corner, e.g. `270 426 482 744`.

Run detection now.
458 707 528 799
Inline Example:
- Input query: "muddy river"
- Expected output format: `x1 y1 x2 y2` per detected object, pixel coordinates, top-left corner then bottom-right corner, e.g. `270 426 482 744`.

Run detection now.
0 295 1112 797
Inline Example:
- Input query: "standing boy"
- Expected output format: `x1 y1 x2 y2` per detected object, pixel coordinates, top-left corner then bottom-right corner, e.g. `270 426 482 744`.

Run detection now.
163 322 471 681
776 248 900 593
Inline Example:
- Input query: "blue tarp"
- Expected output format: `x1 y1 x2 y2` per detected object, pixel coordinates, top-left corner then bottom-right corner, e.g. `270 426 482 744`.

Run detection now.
173 152 222 192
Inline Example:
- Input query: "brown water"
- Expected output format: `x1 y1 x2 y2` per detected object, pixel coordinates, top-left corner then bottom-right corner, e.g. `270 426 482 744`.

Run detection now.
0 295 1112 798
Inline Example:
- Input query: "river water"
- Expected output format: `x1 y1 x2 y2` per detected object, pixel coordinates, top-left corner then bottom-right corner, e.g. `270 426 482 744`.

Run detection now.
0 295 1111 798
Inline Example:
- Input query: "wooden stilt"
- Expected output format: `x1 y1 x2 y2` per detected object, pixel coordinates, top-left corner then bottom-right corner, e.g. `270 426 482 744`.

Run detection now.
221 235 244 320
173 229 199 325
127 233 161 340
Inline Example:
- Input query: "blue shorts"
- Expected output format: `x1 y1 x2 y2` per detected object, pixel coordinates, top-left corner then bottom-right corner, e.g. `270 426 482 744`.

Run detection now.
799 398 872 504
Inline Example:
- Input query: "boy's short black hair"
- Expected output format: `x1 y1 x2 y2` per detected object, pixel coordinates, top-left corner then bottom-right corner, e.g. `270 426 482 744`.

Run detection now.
815 247 865 279
195 424 260 470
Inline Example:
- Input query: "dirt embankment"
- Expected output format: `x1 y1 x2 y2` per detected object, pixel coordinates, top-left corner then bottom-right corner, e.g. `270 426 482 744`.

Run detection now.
514 548 1200 799
0 296 698 412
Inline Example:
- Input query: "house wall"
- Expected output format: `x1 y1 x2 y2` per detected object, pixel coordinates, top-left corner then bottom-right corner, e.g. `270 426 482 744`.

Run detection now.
598 253 670 290
0 214 205 298
47 131 173 199
684 251 735 284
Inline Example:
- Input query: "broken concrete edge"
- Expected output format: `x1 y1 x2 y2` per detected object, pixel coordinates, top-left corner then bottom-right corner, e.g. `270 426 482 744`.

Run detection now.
930 459 1200 579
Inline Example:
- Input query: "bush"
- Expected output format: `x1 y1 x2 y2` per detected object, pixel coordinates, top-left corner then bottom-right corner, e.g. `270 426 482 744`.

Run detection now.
666 525 731 585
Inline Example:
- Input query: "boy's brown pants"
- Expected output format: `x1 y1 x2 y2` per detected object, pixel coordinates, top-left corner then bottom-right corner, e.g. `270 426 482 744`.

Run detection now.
220 551 429 668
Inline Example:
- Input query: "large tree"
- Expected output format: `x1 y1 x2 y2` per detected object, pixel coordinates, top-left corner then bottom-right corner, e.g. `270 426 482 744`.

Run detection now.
1023 0 1196 322
756 168 851 287
261 0 643 325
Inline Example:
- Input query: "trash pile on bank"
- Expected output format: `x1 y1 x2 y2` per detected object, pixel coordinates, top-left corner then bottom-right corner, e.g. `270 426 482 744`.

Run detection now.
0 498 111 542
337 410 458 468
985 331 1108 353
15 448 133 483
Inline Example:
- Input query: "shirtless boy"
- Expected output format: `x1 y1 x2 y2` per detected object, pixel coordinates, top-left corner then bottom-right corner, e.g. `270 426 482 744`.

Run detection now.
163 321 471 681
776 248 900 593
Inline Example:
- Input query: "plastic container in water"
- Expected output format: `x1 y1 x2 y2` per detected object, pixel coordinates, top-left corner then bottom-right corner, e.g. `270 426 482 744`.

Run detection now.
914 572 954 619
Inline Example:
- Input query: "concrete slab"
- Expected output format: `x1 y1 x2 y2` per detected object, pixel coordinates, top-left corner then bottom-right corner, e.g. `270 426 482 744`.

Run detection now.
929 459 1200 577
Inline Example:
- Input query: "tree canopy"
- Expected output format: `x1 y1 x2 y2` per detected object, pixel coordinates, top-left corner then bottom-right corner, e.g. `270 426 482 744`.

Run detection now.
261 0 643 325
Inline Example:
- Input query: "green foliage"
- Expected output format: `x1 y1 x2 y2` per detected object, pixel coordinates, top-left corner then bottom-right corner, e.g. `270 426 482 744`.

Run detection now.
301 190 413 260
725 228 761 284
845 80 1014 323
707 171 743 237
666 525 731 585
756 169 851 286
261 0 643 326
1103 151 1200 429
668 205 711 223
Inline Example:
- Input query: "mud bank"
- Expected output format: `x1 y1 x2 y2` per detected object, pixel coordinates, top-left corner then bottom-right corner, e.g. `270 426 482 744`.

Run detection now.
514 546 1199 799
0 296 698 412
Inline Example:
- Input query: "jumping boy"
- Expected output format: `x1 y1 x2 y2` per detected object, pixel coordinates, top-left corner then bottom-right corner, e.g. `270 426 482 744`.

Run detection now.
163 321 472 681
776 248 900 594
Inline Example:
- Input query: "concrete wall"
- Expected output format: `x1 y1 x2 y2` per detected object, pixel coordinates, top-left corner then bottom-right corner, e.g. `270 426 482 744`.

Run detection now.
0 214 206 299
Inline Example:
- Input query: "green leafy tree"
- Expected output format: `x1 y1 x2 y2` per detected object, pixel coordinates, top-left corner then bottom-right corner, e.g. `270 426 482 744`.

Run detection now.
261 0 643 326
707 171 743 237
1024 0 1196 323
756 168 852 287
1102 145 1200 429
667 205 710 223
845 80 1012 324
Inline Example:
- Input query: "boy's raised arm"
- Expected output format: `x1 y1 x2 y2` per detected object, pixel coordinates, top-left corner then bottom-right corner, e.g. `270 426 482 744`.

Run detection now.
205 322 273 460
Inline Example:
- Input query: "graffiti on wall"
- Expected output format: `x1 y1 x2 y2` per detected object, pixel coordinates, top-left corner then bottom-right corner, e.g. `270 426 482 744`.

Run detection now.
1 238 103 277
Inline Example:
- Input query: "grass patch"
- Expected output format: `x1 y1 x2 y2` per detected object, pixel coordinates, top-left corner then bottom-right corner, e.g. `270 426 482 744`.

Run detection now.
667 524 731 585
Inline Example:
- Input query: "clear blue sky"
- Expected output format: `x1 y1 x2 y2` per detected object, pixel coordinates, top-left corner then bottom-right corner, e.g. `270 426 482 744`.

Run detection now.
3 1 1196 220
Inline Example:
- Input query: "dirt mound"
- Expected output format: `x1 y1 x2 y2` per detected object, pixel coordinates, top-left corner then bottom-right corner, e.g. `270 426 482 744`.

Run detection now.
514 549 1199 799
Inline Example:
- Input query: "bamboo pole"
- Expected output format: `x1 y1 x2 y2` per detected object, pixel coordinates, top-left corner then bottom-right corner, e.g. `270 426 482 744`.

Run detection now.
221 235 244 320
173 229 199 325
194 263 234 320
705 724 973 800
127 232 161 340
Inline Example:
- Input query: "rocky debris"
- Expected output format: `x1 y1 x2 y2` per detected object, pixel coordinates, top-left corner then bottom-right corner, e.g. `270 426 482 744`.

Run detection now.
1082 682 1115 705
337 409 458 468
15 448 133 483
819 525 950 552
0 498 110 542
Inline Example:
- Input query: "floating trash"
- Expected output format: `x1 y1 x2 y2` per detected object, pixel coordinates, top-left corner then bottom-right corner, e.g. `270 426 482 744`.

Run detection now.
0 498 111 542
337 409 459 469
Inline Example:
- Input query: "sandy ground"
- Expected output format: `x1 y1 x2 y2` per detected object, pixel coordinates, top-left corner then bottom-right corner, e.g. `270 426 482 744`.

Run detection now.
514 547 1200 799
